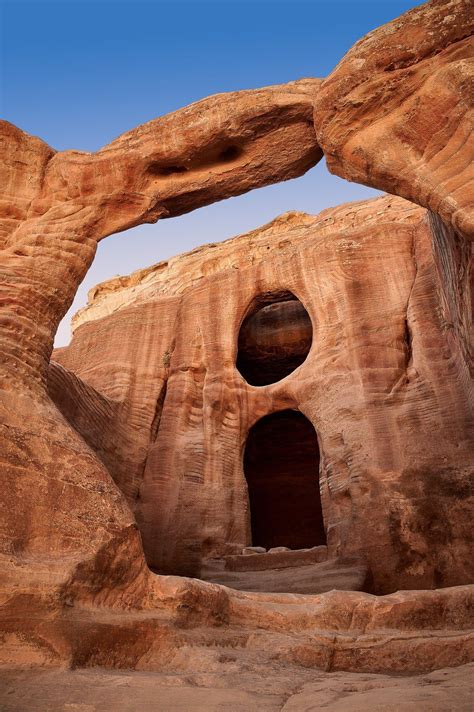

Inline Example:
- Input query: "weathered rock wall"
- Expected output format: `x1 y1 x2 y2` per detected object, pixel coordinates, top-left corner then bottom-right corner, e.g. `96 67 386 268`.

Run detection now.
0 0 472 677
0 80 321 600
314 0 474 240
53 196 473 593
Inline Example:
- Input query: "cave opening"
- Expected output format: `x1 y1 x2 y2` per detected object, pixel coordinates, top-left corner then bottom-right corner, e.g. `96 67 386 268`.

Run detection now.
243 409 326 550
236 291 312 386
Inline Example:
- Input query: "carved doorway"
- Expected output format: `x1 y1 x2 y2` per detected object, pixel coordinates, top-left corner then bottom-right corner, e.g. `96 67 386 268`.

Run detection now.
243 410 325 550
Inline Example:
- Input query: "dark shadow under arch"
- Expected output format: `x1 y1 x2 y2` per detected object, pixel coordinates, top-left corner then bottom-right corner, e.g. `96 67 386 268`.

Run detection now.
243 409 326 550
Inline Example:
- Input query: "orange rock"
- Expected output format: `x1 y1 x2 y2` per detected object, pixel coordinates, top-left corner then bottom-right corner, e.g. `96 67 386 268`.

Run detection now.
0 80 323 672
0 0 472 685
53 196 473 595
314 0 474 239
0 80 321 392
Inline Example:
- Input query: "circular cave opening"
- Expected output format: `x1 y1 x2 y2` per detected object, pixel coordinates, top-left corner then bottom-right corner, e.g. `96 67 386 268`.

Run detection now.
236 291 312 386
243 409 326 550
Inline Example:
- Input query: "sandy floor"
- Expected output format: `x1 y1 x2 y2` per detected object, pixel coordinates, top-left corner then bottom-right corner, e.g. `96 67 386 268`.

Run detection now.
1 661 472 711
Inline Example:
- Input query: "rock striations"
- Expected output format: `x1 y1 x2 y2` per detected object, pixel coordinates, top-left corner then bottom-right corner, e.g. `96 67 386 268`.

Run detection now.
314 0 474 239
0 0 473 707
52 195 473 596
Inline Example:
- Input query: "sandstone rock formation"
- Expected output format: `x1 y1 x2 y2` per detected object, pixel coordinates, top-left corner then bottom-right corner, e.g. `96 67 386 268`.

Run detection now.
51 195 473 596
237 297 314 386
0 79 322 611
314 0 474 240
0 0 473 707
1 79 321 393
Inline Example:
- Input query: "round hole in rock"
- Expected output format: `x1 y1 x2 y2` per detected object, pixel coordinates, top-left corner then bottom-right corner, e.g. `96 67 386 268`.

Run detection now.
236 291 312 386
243 409 326 550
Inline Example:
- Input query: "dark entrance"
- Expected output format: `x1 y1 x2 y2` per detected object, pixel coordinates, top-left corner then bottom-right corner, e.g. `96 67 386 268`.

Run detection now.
236 291 312 386
243 410 325 550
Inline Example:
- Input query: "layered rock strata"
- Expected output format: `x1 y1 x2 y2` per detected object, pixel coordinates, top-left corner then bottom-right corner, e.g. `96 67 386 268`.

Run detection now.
314 0 474 240
0 0 472 685
0 79 322 610
52 196 473 594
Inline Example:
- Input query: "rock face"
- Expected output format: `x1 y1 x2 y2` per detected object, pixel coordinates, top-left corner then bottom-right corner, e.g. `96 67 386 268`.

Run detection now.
314 0 474 240
201 556 370 595
0 0 473 692
0 80 322 605
1 79 321 394
52 195 473 595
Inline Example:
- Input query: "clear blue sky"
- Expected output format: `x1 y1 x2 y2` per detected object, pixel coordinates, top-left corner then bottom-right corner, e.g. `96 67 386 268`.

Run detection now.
1 0 420 345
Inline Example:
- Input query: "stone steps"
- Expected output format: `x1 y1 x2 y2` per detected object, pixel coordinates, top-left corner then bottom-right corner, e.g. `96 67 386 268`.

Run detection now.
201 556 370 595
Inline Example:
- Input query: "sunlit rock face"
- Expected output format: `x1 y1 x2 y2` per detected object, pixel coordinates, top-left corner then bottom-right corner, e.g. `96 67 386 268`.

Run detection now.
314 0 474 240
0 0 473 686
51 195 473 594
0 77 323 615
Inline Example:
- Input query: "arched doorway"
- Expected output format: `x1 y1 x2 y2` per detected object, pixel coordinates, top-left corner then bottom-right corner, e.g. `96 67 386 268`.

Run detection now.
243 410 325 550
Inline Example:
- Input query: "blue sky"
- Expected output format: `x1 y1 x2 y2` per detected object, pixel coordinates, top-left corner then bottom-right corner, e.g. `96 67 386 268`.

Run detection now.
2 0 420 345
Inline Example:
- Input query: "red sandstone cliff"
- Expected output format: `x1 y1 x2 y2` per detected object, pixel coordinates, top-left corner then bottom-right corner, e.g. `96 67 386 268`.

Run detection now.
0 0 472 687
51 195 473 594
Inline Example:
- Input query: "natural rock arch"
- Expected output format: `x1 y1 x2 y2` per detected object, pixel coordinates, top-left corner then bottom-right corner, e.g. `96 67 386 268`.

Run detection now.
0 0 472 678
0 80 322 597
314 0 473 240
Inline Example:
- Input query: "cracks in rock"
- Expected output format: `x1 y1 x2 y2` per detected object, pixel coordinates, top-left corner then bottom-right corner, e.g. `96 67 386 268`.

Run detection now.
405 224 419 336
137 340 175 488
134 333 176 510
403 317 414 373
149 379 168 446
388 229 419 396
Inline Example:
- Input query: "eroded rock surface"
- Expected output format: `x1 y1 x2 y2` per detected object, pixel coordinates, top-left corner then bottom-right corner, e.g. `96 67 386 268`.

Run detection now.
0 80 322 612
54 196 473 594
237 296 313 386
201 556 370 595
2 663 473 712
314 0 474 239
0 0 472 696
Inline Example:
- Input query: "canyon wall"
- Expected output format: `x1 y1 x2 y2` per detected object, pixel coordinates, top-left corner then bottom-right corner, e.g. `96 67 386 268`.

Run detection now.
0 80 321 601
52 195 473 593
0 0 472 677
